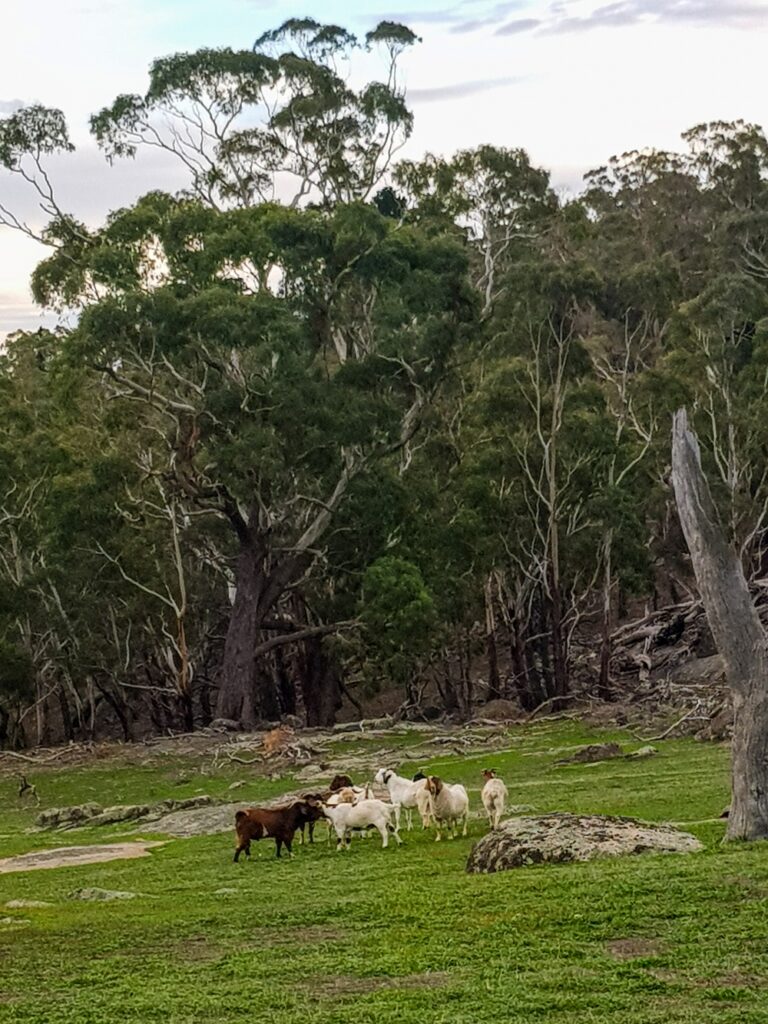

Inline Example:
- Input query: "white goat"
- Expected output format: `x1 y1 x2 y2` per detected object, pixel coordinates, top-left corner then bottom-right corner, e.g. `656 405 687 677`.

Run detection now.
481 769 508 830
415 786 434 829
425 776 469 840
322 799 401 850
374 769 428 831
324 785 375 839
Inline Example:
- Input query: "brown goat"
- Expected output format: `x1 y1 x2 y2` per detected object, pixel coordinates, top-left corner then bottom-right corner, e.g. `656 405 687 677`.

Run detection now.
329 774 354 791
233 800 323 861
299 792 332 843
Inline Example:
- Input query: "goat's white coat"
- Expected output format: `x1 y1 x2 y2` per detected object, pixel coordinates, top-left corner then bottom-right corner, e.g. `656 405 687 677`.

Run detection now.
427 778 469 840
373 769 428 830
481 777 508 829
322 798 401 850
415 786 433 829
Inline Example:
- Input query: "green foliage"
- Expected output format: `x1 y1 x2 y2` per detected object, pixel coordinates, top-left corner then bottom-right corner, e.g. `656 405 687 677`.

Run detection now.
0 104 73 167
361 556 437 685
4 17 768 729
0 639 33 701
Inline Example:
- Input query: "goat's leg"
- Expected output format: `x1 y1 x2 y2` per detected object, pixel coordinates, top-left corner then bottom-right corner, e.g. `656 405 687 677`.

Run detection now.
378 823 388 849
285 837 294 859
461 813 468 836
233 838 250 863
405 807 413 831
275 838 283 859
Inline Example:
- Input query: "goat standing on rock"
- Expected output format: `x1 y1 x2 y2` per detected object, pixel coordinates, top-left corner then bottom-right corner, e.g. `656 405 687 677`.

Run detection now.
481 769 508 830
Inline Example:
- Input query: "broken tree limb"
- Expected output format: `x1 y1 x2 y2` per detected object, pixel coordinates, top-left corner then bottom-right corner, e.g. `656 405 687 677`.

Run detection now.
671 408 768 841
632 702 703 743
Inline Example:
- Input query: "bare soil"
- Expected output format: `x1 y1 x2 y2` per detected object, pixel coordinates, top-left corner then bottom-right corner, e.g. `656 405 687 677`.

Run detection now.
0 840 165 874
606 937 665 960
306 971 453 998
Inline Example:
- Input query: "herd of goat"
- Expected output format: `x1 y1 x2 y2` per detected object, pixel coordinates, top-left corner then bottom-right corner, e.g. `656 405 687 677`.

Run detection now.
233 767 508 861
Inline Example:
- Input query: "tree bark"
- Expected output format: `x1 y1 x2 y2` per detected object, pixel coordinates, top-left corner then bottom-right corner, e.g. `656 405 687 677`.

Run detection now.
598 530 614 701
302 636 342 727
548 565 569 705
215 537 266 728
484 575 502 701
671 408 768 841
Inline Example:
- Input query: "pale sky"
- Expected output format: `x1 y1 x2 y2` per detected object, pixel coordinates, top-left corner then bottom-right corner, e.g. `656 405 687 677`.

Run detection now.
2 0 768 336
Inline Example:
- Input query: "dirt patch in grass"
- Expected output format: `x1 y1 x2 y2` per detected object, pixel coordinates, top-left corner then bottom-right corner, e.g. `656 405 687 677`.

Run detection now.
0 840 164 874
282 925 346 944
249 924 346 947
307 971 453 998
606 937 665 960
711 972 766 988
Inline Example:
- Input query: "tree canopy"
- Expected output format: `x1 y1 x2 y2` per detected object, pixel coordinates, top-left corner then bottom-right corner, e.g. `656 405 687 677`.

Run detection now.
2 21 768 745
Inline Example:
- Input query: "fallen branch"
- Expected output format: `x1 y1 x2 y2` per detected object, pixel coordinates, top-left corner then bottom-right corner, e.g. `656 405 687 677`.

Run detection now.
224 752 262 765
632 702 702 743
0 748 70 765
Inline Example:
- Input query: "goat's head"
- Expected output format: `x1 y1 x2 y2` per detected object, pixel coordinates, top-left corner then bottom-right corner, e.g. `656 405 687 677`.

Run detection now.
426 775 443 796
296 799 325 823
482 769 496 781
329 774 354 792
374 768 393 785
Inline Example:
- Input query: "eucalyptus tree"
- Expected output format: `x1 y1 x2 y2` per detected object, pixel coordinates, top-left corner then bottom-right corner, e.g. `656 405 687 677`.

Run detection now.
90 18 419 210
395 145 555 317
0 20 474 729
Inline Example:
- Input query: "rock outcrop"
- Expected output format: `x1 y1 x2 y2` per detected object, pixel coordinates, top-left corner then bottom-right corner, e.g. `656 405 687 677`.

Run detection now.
466 812 703 874
36 795 217 830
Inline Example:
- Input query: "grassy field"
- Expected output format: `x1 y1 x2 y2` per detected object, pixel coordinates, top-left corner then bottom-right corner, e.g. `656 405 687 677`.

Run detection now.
1 722 767 1024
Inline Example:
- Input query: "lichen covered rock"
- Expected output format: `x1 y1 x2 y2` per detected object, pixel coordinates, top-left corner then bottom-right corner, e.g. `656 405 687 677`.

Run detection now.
466 812 702 874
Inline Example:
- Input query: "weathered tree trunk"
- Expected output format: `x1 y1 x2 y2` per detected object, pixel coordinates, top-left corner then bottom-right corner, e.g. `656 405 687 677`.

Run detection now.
302 636 342 727
216 538 267 728
548 567 569 705
484 575 502 701
57 685 74 743
671 409 768 841
598 530 614 701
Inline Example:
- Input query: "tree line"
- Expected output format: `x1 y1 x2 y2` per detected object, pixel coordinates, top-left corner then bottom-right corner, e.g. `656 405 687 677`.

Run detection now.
2 19 768 747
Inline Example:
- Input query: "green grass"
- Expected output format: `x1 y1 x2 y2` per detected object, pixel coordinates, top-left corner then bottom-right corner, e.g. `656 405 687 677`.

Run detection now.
2 723 767 1023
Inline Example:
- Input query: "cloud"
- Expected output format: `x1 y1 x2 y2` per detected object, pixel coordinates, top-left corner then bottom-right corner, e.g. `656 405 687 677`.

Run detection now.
495 17 543 33
372 1 527 32
493 0 768 36
0 99 27 114
407 75 528 102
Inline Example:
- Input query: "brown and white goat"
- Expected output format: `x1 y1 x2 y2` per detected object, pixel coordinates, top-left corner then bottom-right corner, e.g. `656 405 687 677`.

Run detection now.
233 800 323 861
